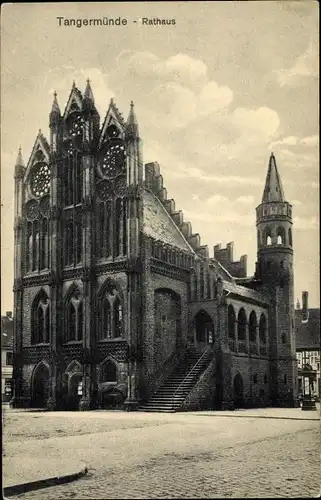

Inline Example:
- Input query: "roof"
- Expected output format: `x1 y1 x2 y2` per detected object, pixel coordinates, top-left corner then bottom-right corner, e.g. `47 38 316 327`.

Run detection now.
295 308 320 350
222 279 269 306
261 153 285 203
142 189 195 253
1 315 14 349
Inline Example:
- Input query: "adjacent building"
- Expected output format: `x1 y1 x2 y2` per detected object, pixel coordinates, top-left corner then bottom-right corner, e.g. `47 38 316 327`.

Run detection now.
2 312 14 402
11 81 298 411
295 292 320 400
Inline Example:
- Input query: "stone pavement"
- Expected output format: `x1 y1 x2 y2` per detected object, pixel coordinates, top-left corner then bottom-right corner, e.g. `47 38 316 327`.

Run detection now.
3 407 320 499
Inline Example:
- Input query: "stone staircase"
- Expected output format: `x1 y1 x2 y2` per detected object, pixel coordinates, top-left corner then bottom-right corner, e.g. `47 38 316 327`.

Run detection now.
139 347 213 412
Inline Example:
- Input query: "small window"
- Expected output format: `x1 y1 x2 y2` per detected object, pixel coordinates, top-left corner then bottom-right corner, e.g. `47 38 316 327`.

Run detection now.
281 332 286 344
280 261 284 269
6 352 13 365
253 373 258 384
284 374 287 384
264 374 268 384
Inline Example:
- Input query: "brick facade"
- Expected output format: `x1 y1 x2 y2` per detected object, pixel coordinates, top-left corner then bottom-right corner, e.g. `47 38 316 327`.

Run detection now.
11 84 298 411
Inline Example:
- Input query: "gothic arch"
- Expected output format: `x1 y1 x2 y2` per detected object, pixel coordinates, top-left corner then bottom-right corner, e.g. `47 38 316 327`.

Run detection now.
65 360 82 375
237 308 247 341
276 227 286 245
31 289 50 344
228 304 236 339
98 356 118 383
263 227 272 246
97 278 124 340
64 284 83 342
259 313 267 344
194 309 215 344
233 372 244 408
249 310 257 343
31 361 50 408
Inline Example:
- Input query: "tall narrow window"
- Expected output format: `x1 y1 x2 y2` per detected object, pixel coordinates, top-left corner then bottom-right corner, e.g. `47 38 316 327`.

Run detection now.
259 314 267 344
32 221 39 271
66 221 74 266
37 306 44 343
122 199 127 255
288 228 292 247
67 302 76 342
77 302 83 341
75 220 82 264
249 311 257 342
237 308 247 341
31 292 49 344
27 222 33 271
67 159 73 206
40 218 49 269
114 297 122 338
75 154 82 205
115 198 122 256
102 298 111 339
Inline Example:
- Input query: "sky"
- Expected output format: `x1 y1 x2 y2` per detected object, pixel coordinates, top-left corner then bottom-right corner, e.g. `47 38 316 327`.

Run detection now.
1 1 319 313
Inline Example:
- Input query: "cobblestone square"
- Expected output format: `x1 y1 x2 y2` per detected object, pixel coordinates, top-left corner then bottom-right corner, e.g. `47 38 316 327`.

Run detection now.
3 408 320 499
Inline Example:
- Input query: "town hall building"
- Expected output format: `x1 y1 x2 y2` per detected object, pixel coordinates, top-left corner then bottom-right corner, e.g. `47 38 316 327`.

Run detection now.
11 80 298 411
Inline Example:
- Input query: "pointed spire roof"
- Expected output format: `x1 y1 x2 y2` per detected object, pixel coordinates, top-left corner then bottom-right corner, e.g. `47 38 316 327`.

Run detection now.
51 91 61 113
261 153 285 203
84 78 94 103
126 100 139 137
15 147 25 168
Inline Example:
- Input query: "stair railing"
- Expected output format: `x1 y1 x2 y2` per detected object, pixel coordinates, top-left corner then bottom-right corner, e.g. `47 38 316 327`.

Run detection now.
171 345 213 409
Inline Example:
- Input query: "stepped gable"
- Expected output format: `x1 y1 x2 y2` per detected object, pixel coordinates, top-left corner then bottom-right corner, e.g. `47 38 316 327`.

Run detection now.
214 242 247 278
143 161 208 257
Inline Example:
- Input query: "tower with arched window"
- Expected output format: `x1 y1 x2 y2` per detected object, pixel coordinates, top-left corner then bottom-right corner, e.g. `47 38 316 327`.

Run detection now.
255 153 297 406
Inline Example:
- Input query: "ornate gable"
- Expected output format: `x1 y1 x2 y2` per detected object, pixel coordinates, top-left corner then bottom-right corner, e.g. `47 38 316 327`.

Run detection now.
63 83 83 120
99 99 126 149
24 131 50 184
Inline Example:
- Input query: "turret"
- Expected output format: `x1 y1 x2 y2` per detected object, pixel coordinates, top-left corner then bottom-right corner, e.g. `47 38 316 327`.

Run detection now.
255 153 293 286
49 91 61 153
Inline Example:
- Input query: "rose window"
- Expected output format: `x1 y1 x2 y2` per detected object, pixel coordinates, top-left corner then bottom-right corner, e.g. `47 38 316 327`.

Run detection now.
30 163 50 197
97 181 114 201
25 200 40 220
69 115 84 138
100 141 126 178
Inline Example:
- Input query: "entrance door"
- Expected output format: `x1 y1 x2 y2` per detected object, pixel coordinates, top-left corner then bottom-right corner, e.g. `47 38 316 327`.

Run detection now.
32 363 49 408
194 310 214 352
68 374 82 410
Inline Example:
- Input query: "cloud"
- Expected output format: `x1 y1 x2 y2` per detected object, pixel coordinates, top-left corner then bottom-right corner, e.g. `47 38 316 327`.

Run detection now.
206 194 229 206
293 216 319 230
236 195 255 205
276 40 319 87
301 135 319 148
232 107 280 139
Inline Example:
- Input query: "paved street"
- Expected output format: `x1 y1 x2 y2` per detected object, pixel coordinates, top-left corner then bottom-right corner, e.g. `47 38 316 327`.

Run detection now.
3 408 320 499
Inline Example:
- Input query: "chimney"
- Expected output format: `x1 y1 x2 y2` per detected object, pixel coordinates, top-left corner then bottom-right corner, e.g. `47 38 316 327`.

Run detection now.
302 291 309 322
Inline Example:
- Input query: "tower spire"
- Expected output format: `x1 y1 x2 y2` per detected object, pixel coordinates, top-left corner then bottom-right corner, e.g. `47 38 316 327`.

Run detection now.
15 147 24 167
84 78 94 103
126 100 139 137
51 91 61 115
262 153 285 203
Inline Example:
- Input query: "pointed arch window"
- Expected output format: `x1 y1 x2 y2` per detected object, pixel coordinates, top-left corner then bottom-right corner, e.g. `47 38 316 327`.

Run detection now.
237 308 247 341
40 218 49 269
100 359 117 383
64 218 82 267
249 311 257 343
277 227 285 245
65 288 83 343
97 283 123 341
228 305 236 339
259 314 267 344
32 220 40 270
31 292 50 345
114 297 122 338
26 222 33 272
